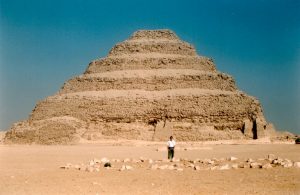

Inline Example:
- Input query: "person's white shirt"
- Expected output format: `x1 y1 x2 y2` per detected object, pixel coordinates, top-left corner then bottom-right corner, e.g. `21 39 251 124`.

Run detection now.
167 140 176 148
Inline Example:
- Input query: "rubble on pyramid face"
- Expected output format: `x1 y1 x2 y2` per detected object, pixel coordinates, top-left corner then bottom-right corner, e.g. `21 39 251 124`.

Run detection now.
4 29 277 144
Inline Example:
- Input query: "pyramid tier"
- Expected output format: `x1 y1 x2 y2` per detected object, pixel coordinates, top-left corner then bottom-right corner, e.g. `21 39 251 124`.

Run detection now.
31 89 262 131
59 69 237 94
129 29 180 40
108 39 196 56
85 55 216 73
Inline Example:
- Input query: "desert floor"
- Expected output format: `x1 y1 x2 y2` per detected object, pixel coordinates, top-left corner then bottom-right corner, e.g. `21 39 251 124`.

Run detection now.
0 141 299 195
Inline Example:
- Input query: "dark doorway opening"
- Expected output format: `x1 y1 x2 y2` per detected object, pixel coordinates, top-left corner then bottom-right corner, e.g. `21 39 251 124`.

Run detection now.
252 120 258 139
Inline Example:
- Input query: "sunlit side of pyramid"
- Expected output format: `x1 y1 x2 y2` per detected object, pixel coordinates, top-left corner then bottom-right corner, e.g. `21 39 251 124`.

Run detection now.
5 30 275 144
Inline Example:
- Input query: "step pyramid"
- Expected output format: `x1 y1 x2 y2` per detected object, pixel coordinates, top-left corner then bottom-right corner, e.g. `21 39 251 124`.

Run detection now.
4 29 275 144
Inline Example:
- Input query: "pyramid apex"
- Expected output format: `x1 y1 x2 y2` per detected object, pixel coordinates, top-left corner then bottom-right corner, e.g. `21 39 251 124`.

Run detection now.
130 29 179 40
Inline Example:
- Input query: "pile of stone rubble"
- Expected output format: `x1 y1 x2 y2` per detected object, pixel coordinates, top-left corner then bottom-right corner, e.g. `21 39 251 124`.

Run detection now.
60 154 300 172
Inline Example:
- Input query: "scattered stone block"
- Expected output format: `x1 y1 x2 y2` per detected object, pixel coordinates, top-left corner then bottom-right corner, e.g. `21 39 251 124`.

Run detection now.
100 157 110 164
187 163 195 168
281 160 293 168
158 165 168 170
119 165 126 171
175 168 183 171
246 158 254 163
203 159 214 165
125 165 133 170
272 158 283 165
250 162 262 168
293 162 300 168
210 166 217 170
193 159 201 164
283 163 293 168
148 159 153 164
262 163 272 169
227 156 238 161
119 165 133 171
194 166 201 171
219 164 230 170
231 164 238 169
89 160 95 166
104 162 111 167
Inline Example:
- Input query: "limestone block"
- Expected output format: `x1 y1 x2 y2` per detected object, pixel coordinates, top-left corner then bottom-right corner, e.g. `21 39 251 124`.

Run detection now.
218 164 230 170
231 164 239 169
294 162 300 168
262 163 272 169
250 162 262 168
194 166 201 171
227 156 238 161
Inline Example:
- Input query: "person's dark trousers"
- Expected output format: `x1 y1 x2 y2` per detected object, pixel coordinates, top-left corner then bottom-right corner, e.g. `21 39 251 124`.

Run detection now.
168 147 174 160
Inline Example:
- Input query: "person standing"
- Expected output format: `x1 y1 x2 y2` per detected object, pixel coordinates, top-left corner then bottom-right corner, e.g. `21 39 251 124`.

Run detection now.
167 136 176 161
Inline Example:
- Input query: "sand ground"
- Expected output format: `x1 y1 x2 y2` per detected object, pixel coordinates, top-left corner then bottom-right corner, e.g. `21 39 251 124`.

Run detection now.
0 141 299 195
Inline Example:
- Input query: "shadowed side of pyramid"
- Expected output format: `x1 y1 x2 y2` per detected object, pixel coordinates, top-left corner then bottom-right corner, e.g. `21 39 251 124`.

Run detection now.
4 29 276 144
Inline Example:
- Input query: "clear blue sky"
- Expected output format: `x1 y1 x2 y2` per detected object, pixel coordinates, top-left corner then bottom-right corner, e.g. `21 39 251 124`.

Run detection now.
0 0 299 134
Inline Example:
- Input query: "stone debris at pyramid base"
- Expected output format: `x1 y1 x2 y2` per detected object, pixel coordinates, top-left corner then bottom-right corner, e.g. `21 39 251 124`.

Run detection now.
4 29 288 144
59 155 300 173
